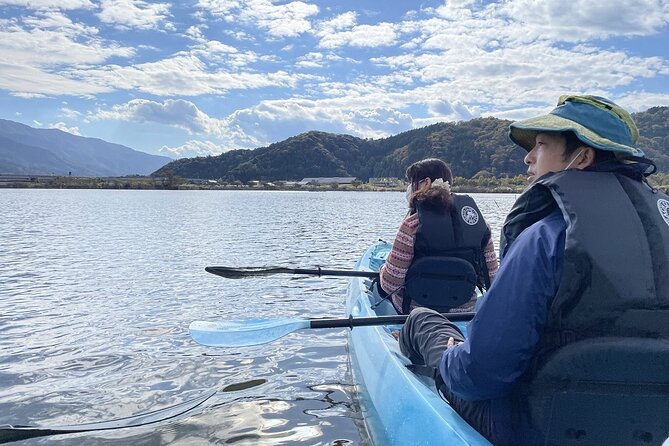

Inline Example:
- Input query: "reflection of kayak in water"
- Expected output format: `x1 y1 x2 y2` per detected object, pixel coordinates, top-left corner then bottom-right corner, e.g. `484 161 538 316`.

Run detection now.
346 240 490 445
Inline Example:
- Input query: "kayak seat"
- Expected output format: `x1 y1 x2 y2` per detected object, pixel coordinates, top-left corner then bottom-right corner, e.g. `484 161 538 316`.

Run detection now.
404 256 477 313
527 337 669 446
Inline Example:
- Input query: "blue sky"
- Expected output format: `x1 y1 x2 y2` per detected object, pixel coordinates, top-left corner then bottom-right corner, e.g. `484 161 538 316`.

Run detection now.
1 0 668 159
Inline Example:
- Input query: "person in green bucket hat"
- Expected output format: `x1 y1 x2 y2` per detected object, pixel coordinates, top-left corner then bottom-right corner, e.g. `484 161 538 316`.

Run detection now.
397 95 669 446
510 95 649 183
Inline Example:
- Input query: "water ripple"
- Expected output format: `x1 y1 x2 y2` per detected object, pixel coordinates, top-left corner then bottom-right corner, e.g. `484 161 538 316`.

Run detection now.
0 189 517 445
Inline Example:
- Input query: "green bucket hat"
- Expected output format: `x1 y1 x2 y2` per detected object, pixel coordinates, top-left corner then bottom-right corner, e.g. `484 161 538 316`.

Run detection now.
509 95 644 158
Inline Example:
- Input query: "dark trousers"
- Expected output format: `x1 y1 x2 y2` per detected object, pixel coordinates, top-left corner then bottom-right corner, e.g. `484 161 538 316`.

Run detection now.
399 307 498 444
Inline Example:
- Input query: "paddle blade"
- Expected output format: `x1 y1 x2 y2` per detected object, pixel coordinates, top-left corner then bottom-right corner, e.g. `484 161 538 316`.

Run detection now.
189 319 310 347
205 266 291 278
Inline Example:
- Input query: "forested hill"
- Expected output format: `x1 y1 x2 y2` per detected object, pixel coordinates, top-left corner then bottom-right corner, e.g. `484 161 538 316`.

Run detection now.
153 107 669 182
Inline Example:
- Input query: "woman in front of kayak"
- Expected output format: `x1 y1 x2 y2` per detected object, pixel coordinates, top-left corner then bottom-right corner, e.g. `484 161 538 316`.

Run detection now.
379 158 499 314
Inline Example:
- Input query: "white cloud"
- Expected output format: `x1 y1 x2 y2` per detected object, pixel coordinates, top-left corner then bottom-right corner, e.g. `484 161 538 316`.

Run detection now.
0 15 135 96
434 1 475 20
185 24 207 42
482 105 554 122
0 18 135 67
0 61 111 96
368 36 669 112
60 107 83 118
22 10 99 35
94 99 221 135
317 11 357 34
159 139 230 158
0 0 94 9
75 55 300 96
198 0 319 38
318 22 397 49
49 121 81 135
195 0 240 17
214 96 422 148
498 0 669 41
296 52 324 68
615 91 669 112
188 41 266 68
97 0 172 30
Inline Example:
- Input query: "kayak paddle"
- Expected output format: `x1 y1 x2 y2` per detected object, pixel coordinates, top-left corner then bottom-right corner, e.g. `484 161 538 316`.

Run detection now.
189 312 475 347
205 266 379 279
0 389 215 443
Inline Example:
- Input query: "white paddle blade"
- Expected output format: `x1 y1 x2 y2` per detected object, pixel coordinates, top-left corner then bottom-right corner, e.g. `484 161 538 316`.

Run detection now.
189 319 311 347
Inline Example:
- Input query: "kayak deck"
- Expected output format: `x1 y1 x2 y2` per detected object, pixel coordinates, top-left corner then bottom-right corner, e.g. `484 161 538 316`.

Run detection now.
346 241 490 446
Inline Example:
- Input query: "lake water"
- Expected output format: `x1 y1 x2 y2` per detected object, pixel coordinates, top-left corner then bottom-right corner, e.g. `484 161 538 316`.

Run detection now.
0 189 517 445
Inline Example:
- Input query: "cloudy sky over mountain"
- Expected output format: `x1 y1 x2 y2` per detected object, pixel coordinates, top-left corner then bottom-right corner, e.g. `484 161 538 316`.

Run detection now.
1 0 668 158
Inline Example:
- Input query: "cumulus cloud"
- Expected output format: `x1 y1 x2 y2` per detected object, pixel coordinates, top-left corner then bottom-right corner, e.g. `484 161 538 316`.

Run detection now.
0 17 134 68
97 0 172 30
49 121 81 135
498 0 669 41
211 96 422 149
94 99 221 135
296 52 324 68
0 12 135 96
197 0 319 38
159 139 230 158
0 0 94 9
615 91 669 112
317 22 398 49
22 10 99 35
316 11 357 35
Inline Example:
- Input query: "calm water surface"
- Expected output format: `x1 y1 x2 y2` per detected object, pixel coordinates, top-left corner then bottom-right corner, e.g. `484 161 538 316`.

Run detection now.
0 190 517 445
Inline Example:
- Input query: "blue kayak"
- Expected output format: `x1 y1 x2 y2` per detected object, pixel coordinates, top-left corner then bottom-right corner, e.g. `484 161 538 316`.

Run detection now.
346 240 491 446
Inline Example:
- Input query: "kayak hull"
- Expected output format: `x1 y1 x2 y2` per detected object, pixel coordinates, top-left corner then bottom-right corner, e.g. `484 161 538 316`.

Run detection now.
346 241 491 446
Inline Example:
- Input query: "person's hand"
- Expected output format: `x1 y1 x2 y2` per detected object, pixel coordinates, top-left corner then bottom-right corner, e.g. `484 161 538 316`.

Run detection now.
391 330 400 341
447 337 462 347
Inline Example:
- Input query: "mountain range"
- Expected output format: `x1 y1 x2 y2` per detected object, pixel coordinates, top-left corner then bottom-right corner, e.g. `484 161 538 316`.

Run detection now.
154 106 669 182
0 119 171 177
1 107 667 181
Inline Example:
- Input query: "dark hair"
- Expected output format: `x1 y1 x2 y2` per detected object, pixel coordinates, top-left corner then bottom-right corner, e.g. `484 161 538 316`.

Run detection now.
561 130 616 164
562 131 584 157
406 158 454 213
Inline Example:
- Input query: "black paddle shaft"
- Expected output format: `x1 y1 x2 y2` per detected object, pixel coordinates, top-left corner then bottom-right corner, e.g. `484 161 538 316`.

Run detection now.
309 312 475 329
205 266 379 279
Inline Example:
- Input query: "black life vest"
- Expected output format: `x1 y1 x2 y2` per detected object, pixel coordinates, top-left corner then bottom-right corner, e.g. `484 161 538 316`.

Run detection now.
502 169 669 346
501 170 669 445
402 194 491 313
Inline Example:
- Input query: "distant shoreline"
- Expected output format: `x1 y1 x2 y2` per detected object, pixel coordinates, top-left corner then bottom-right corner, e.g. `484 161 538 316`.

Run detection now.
2 174 666 194
0 174 528 193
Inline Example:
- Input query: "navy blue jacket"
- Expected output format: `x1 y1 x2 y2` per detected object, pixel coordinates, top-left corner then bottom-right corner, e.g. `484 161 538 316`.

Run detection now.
439 209 566 442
